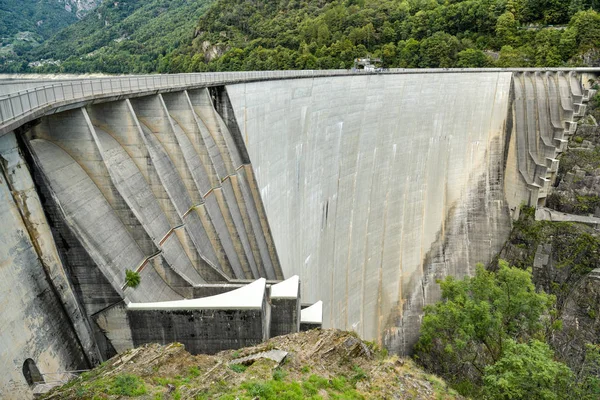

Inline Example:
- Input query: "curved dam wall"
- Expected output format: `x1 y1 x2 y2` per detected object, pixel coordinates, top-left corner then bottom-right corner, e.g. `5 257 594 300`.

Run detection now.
225 71 568 353
0 70 591 397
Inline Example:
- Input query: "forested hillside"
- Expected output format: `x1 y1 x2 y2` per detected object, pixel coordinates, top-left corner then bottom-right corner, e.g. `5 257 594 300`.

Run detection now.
0 0 214 73
188 0 600 71
0 0 100 61
1 0 600 72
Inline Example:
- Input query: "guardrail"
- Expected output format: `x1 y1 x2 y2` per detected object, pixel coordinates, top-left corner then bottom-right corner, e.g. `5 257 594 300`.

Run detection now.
0 70 353 135
1 68 598 136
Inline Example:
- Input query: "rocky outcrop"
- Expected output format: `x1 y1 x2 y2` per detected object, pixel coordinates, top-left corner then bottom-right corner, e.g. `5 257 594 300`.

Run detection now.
58 0 101 19
547 119 600 215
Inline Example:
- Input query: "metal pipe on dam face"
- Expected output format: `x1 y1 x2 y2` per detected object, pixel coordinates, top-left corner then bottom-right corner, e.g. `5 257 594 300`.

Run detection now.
225 72 515 353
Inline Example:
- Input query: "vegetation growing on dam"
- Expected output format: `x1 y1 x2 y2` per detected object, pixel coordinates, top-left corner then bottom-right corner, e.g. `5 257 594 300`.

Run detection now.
41 330 461 400
1 0 600 73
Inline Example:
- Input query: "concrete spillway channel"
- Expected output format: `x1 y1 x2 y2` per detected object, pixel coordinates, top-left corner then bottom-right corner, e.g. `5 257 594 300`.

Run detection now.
0 69 597 399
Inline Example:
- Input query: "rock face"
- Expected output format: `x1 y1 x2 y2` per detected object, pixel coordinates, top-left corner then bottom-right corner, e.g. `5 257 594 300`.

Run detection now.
531 242 600 368
547 123 600 216
59 0 101 19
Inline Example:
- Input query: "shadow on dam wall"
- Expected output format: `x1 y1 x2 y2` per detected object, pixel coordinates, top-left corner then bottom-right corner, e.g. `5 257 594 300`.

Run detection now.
224 71 591 354
0 70 592 398
226 72 516 354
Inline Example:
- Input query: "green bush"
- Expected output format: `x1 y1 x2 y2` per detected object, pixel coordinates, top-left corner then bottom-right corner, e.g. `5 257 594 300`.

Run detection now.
125 269 141 288
483 339 571 400
272 367 286 381
414 261 558 397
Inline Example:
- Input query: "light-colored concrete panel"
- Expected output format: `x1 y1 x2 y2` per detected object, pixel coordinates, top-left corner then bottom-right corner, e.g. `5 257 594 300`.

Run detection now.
0 134 88 400
227 72 514 352
91 127 205 285
29 138 142 297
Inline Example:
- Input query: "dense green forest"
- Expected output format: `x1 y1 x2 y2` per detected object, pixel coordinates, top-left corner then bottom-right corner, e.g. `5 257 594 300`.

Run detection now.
1 0 599 73
0 0 213 73
188 0 600 71
0 0 79 59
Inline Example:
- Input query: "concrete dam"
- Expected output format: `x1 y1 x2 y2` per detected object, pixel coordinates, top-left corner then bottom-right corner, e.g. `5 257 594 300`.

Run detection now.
0 69 596 397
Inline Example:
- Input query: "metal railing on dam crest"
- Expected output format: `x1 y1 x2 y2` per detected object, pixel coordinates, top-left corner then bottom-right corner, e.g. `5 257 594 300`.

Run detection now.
1 67 598 137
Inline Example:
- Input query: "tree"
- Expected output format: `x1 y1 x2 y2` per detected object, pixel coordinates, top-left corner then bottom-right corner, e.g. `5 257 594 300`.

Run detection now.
483 339 572 400
495 11 519 46
496 45 532 67
569 10 600 50
419 32 460 68
397 38 421 68
574 344 600 399
456 48 492 67
414 261 558 395
533 29 563 66
125 269 141 288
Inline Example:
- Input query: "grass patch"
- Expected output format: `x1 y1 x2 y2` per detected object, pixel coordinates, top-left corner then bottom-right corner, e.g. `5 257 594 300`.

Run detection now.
109 374 147 396
272 367 286 381
350 365 368 386
80 374 147 397
188 366 200 378
237 375 364 400
229 363 247 373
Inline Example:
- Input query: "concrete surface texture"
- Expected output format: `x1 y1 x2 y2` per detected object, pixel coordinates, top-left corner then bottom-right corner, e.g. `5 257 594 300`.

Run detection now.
0 133 89 399
504 71 590 212
0 70 591 398
301 301 324 325
127 278 272 354
269 276 301 337
225 72 582 353
127 278 267 310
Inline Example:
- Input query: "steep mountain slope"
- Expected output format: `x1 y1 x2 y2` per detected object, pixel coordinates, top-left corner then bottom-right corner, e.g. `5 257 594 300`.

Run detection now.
2 0 214 73
2 0 599 73
0 0 100 55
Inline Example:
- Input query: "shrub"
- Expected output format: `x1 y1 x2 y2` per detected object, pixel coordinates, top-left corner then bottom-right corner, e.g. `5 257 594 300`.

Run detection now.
108 374 147 396
483 339 571 400
414 261 557 396
125 269 141 288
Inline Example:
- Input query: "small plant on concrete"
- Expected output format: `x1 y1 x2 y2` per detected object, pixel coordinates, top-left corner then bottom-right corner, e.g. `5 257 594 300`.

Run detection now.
125 269 141 288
